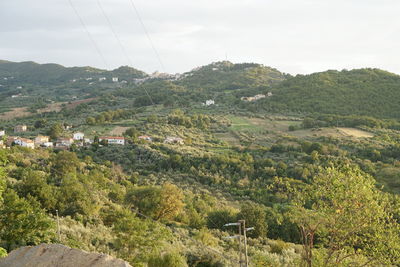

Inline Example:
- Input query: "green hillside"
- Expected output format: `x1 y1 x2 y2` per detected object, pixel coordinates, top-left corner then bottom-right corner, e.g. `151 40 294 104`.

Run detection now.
0 60 147 85
178 61 286 92
3 60 400 266
258 68 400 118
0 60 148 110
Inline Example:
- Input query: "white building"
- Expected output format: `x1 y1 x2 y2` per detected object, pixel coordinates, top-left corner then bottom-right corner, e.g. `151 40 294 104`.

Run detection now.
0 130 5 137
14 138 35 149
41 142 54 148
99 77 106 82
56 137 74 147
34 136 50 146
205 100 215 106
241 94 266 102
112 77 119 82
73 132 85 141
84 138 93 144
14 125 27 133
99 136 125 145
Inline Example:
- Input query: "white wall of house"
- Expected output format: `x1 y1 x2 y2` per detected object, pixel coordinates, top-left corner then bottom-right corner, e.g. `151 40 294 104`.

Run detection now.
205 100 215 106
15 139 34 149
100 137 125 145
73 132 85 140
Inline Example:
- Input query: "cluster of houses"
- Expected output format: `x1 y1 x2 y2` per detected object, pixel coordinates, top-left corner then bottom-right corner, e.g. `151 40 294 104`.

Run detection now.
70 76 128 85
133 72 184 85
241 92 273 102
1 125 185 149
0 126 128 149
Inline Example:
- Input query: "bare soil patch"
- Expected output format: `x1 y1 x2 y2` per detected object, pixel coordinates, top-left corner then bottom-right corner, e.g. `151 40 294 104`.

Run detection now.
0 107 30 120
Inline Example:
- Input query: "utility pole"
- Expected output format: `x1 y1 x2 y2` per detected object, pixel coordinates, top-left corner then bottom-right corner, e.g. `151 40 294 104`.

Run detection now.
224 222 242 266
238 221 242 267
240 220 249 267
56 209 61 242
224 220 254 267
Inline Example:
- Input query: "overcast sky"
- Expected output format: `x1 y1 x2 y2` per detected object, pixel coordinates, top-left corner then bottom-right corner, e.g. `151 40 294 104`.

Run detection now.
0 0 399 74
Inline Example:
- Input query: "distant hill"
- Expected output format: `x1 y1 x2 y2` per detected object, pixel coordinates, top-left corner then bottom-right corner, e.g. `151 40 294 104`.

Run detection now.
258 68 400 119
4 60 400 120
177 61 286 92
0 60 148 107
0 60 147 85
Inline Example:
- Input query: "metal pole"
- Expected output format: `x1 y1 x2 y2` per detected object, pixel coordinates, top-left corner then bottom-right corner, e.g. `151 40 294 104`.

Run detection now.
243 220 249 267
238 220 242 267
56 209 61 242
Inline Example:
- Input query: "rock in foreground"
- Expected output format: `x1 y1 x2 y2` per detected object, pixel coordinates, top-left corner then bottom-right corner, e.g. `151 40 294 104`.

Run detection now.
0 243 131 267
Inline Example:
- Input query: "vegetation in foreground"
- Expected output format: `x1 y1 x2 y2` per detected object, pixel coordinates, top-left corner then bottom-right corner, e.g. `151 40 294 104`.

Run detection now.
1 60 400 266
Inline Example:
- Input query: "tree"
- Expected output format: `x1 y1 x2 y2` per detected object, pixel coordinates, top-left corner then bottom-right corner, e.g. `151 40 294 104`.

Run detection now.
0 190 55 251
126 183 184 221
124 127 139 143
57 174 96 217
86 117 96 125
16 169 56 211
34 119 47 129
238 202 267 238
51 151 81 179
113 212 172 264
48 123 64 140
207 208 238 230
290 166 400 266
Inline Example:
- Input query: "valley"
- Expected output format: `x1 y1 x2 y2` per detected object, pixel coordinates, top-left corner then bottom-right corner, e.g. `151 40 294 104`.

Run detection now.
1 60 400 266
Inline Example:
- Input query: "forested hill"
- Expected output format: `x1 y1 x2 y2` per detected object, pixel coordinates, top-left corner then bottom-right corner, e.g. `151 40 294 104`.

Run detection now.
0 60 147 85
4 59 400 120
258 68 400 119
178 61 286 92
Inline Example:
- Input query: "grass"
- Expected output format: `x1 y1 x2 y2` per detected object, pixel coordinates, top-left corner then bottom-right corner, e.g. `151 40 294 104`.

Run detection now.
227 115 302 133
228 116 264 132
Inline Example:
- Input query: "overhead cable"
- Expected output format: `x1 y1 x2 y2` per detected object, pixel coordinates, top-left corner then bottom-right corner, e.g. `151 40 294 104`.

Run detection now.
67 0 109 69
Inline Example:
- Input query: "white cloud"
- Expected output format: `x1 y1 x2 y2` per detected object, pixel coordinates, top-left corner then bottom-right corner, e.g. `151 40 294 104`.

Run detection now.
0 0 400 74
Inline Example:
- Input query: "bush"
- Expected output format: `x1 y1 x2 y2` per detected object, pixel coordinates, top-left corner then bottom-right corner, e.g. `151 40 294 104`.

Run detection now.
148 251 188 267
269 240 291 254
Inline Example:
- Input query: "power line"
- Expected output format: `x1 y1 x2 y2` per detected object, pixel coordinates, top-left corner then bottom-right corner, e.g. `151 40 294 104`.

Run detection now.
95 0 155 106
67 0 109 69
128 0 166 73
96 0 133 67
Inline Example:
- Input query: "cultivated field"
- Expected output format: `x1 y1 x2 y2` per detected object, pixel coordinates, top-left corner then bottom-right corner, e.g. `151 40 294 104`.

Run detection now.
228 115 301 133
338 127 374 138
108 126 130 135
